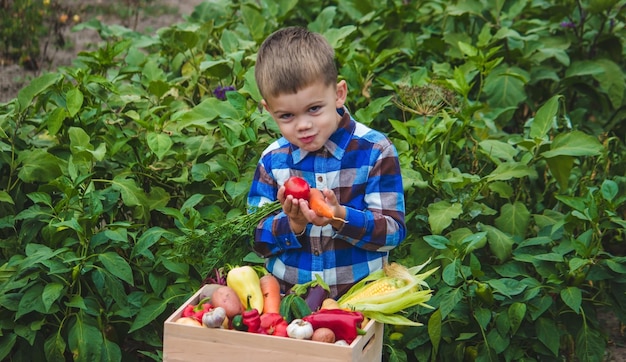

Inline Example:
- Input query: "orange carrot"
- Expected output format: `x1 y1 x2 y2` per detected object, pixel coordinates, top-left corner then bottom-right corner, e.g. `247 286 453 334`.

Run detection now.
309 188 346 222
259 274 281 314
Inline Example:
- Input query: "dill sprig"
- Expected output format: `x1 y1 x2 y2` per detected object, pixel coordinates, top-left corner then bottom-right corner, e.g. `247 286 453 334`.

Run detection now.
172 201 282 274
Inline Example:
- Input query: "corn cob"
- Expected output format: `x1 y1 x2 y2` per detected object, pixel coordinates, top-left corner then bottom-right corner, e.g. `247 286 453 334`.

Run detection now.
337 260 438 326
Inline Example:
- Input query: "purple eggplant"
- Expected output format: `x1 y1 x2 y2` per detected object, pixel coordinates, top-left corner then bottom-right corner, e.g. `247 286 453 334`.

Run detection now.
290 274 331 311
304 284 329 311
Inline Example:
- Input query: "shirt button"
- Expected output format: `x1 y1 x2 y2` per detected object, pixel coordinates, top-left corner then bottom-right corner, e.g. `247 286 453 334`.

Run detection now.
317 176 323 182
314 250 320 256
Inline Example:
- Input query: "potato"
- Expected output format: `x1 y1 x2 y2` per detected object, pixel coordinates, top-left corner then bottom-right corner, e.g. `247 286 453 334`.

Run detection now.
311 327 336 343
198 284 223 301
175 317 202 327
211 286 244 318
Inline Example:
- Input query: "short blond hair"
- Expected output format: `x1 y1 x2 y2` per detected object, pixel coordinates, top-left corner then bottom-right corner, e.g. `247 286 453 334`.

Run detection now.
255 27 337 99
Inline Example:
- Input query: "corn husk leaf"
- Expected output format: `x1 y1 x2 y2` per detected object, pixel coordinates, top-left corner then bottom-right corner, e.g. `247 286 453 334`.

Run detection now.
365 311 424 326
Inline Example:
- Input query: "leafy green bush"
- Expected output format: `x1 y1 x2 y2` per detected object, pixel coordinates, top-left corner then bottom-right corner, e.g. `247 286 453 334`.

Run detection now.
0 0 625 361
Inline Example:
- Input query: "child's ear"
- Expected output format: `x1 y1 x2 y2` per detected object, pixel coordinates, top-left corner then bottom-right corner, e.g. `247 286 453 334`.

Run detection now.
335 80 348 108
261 99 269 112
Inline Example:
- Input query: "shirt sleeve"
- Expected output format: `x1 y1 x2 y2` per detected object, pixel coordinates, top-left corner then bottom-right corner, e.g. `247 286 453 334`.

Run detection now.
334 140 406 252
248 159 303 257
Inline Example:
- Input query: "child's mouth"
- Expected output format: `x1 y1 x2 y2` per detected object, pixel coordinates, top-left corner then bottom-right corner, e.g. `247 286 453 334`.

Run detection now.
300 135 315 144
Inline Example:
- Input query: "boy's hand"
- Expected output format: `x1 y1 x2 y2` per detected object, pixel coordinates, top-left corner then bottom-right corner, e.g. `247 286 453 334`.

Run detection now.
316 189 346 230
278 186 347 233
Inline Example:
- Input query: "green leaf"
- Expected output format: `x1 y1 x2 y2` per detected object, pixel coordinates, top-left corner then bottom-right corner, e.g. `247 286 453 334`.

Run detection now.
44 333 66 362
68 315 103 362
98 252 134 285
564 60 605 78
442 260 459 286
100 339 122 362
428 309 442 356
601 179 618 202
427 201 463 235
592 58 625 108
479 140 518 163
437 286 464 319
17 284 45 319
65 295 87 310
0 334 17 360
47 107 67 135
560 286 582 313
66 88 84 118
474 306 491 329
354 96 392 125
322 25 357 48
566 59 625 108
309 6 337 33
128 298 168 333
458 41 478 57
508 302 526 335
17 73 62 112
146 132 173 160
569 257 588 271
199 59 232 79
575 326 606 362
483 65 528 108
131 227 166 259
536 317 560 356
27 192 52 206
240 4 266 42
495 202 530 237
605 259 626 274
111 176 146 208
42 283 65 312
479 223 514 262
0 191 14 205
423 235 450 250
529 94 560 139
17 244 65 271
541 131 604 158
17 150 63 183
488 278 527 297
487 328 509 354
485 162 537 182
545 155 574 190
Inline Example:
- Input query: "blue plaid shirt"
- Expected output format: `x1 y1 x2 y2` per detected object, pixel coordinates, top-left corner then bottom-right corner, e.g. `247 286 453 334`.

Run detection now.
247 108 406 298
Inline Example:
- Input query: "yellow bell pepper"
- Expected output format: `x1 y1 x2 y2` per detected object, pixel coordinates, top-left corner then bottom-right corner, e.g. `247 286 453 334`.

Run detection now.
226 266 264 313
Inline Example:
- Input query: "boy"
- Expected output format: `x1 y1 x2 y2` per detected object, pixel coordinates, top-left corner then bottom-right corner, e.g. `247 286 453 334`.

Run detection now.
247 27 406 299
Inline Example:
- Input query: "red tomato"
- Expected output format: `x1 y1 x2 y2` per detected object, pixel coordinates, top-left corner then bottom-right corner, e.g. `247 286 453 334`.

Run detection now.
284 176 311 200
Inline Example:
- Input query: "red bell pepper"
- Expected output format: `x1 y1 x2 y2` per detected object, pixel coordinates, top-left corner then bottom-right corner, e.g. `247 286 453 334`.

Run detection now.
237 295 262 333
181 298 212 322
242 308 262 333
303 309 364 344
260 313 289 337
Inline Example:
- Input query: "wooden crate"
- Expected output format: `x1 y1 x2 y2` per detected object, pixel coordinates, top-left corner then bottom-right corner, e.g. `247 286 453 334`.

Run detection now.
163 284 383 362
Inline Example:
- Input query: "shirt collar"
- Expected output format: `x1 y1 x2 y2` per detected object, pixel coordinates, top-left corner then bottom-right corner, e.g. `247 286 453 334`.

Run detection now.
291 107 355 164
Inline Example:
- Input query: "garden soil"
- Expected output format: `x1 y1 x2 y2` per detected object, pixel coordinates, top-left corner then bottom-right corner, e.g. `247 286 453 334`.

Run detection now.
0 1 624 360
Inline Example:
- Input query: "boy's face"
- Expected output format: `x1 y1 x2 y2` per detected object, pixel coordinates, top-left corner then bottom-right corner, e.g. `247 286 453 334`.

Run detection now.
262 80 347 153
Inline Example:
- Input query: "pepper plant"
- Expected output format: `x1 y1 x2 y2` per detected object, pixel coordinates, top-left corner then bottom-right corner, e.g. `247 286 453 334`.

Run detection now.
0 0 625 361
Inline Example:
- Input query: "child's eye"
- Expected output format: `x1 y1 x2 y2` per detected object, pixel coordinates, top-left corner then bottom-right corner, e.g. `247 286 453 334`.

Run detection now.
309 105 321 113
279 113 293 120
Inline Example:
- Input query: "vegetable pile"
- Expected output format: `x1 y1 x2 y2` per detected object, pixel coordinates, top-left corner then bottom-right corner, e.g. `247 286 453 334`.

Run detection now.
173 261 437 345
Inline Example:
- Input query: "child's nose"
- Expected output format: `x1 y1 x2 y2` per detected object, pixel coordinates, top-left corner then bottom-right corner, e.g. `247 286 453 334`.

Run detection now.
296 117 313 130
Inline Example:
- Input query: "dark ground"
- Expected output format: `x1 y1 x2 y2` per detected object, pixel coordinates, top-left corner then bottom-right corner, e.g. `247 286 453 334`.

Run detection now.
0 1 624 360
